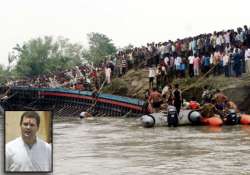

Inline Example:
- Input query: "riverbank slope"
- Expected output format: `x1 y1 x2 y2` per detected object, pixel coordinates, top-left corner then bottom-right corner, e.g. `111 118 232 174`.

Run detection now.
103 69 250 113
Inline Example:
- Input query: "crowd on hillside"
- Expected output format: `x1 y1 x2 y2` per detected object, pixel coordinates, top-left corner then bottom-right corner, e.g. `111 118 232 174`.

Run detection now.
110 25 250 90
4 25 250 93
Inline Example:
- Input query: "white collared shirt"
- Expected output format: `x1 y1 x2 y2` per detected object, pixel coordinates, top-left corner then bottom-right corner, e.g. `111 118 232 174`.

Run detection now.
6 137 51 172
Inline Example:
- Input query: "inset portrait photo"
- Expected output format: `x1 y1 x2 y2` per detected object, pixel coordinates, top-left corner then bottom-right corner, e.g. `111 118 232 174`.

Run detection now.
4 111 53 173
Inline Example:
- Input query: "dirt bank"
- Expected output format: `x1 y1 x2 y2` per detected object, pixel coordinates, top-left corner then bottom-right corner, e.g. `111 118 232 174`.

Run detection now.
103 69 250 113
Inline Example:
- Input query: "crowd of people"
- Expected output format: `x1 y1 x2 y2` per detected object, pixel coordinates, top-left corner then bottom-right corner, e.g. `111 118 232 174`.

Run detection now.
89 25 250 93
6 64 106 91
4 25 250 102
118 25 250 91
100 25 250 117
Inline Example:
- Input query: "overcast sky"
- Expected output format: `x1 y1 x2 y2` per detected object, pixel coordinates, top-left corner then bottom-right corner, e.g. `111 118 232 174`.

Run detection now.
0 0 249 67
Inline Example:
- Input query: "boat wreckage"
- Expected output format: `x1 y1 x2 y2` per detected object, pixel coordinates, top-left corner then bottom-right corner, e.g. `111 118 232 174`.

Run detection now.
0 86 146 117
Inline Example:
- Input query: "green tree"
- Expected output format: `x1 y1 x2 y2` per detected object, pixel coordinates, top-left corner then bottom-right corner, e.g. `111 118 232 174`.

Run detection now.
122 44 134 51
13 36 83 77
47 37 83 71
84 32 117 65
0 65 10 84
13 36 53 77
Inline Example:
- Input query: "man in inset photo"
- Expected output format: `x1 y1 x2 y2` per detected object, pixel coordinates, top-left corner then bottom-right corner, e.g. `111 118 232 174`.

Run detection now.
5 111 52 173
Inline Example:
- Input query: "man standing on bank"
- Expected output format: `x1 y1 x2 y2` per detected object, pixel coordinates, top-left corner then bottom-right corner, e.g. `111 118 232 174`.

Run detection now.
5 111 51 172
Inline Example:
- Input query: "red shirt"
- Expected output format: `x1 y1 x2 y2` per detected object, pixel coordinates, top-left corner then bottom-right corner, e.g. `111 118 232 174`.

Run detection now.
90 71 97 78
189 101 200 109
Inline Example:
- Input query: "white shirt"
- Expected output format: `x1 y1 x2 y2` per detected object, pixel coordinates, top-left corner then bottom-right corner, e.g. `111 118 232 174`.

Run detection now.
245 49 250 60
6 137 51 172
164 56 169 66
223 55 229 66
161 85 169 95
175 56 182 66
216 36 222 45
80 112 87 118
75 66 83 78
148 68 156 78
224 32 230 44
210 54 214 64
105 67 111 77
188 55 194 64
159 45 165 55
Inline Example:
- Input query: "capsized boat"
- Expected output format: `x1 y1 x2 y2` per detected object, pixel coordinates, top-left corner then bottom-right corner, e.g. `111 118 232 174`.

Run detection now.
0 86 147 117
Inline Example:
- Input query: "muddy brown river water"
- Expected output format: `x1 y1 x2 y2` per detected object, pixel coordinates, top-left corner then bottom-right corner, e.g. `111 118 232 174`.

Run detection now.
1 117 250 175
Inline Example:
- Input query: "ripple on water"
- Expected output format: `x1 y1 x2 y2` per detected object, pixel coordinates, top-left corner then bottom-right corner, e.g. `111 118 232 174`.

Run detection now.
1 117 246 175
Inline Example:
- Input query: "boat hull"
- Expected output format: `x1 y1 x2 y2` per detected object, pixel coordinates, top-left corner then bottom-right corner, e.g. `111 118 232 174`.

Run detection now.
0 87 146 117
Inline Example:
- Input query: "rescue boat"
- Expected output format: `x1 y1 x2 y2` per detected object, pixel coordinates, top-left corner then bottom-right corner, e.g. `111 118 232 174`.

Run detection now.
200 116 223 126
139 106 202 128
178 109 201 125
240 114 250 125
139 112 168 128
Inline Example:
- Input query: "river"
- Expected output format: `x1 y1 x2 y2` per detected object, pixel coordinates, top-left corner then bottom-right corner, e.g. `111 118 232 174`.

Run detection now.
1 116 250 175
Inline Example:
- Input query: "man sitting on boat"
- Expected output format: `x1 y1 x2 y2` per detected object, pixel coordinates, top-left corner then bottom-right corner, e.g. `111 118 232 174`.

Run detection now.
199 90 241 125
212 89 228 111
201 85 212 104
224 100 239 113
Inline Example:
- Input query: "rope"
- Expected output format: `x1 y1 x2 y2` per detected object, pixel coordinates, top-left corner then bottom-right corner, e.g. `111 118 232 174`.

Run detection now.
26 98 41 107
86 79 106 113
0 87 11 100
122 110 132 118
0 91 18 103
98 78 107 94
182 64 217 93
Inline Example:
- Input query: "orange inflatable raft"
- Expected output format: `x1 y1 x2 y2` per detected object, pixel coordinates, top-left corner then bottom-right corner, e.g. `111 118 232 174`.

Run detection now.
200 116 223 126
240 114 250 125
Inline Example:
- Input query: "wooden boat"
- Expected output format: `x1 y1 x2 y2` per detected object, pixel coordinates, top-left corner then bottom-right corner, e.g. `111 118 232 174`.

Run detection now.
0 86 146 117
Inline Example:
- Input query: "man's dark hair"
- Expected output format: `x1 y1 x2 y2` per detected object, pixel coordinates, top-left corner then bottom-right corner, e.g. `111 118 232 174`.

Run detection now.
152 87 157 91
174 84 179 89
20 111 40 127
191 96 197 101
